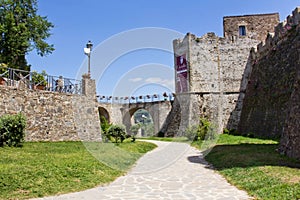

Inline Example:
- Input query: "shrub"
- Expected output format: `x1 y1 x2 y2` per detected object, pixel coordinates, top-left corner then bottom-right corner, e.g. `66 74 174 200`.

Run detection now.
0 113 26 147
223 128 239 136
157 131 164 137
223 128 230 135
107 124 127 143
31 70 47 86
185 125 198 141
100 116 111 141
0 63 8 76
143 123 155 137
185 118 213 141
129 123 141 136
246 132 255 138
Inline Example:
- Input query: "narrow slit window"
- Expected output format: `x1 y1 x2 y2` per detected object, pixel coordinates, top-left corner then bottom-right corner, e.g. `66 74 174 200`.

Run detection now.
239 26 246 36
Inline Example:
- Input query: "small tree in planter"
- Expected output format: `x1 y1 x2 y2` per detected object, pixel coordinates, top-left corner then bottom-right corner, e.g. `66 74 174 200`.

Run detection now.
32 70 47 89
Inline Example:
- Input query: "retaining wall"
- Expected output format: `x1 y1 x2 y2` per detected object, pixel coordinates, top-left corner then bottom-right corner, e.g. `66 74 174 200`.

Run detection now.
0 77 101 141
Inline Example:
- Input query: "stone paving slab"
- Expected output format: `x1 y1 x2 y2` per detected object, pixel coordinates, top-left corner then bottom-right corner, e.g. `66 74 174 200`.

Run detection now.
32 140 252 200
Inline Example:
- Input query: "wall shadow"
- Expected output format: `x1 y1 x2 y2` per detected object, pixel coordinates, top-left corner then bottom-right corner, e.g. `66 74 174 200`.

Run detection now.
187 156 215 169
226 51 253 131
189 143 300 170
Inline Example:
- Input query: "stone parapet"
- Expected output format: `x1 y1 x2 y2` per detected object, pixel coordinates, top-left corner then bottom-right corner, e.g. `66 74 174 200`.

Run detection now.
0 77 101 142
253 7 300 61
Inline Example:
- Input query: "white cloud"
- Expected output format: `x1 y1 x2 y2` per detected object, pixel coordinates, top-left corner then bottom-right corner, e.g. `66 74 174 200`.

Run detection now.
129 77 143 82
145 77 174 89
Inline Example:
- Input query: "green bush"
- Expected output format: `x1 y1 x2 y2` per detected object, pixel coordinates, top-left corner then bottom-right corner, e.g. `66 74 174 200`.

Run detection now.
107 124 127 143
223 128 230 135
157 131 164 137
129 123 141 136
0 113 26 147
31 70 47 86
223 128 240 136
100 116 111 141
143 123 155 137
185 125 199 141
185 118 213 141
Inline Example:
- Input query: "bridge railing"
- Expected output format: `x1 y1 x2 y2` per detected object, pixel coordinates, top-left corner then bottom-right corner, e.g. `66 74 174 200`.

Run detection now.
0 67 82 95
97 93 175 104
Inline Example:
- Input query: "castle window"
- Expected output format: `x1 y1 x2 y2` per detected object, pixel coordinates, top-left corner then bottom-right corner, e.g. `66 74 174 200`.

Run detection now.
239 26 246 36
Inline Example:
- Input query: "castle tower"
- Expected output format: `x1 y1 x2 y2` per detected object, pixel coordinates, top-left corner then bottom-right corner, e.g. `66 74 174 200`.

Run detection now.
223 13 279 42
171 12 280 134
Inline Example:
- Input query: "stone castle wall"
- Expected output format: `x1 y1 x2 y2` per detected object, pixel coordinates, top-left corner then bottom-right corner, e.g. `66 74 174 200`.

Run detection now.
223 13 279 41
0 77 101 141
172 12 278 132
237 7 300 160
188 33 256 93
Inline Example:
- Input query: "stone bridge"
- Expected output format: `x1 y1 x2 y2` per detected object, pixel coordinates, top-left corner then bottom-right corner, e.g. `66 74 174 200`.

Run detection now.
97 100 173 134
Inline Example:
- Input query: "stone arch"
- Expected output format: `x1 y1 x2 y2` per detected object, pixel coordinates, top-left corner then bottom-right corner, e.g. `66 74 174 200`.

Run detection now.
119 101 172 136
122 107 155 136
98 107 110 123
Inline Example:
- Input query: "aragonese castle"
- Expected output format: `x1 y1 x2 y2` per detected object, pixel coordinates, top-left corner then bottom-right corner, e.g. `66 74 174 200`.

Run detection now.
0 7 299 161
166 7 300 160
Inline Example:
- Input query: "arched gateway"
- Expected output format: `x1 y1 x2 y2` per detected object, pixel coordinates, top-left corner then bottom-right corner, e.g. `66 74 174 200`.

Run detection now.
97 101 172 136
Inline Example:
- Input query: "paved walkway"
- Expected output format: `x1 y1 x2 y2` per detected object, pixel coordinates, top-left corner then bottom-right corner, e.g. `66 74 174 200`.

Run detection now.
33 140 251 200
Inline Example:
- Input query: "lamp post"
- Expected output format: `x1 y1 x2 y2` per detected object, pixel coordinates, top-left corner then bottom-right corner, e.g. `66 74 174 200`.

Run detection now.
141 114 147 136
84 40 93 76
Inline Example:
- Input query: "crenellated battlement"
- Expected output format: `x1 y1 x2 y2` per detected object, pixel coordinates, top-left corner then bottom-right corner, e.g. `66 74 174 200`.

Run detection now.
172 6 300 160
253 7 300 61
238 6 300 160
172 8 298 134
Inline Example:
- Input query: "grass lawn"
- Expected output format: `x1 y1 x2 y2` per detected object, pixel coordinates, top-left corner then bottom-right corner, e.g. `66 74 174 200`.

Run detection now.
0 140 156 200
202 134 300 200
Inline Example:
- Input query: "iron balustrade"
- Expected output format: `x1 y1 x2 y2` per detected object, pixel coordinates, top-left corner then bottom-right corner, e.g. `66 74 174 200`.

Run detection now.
0 68 82 95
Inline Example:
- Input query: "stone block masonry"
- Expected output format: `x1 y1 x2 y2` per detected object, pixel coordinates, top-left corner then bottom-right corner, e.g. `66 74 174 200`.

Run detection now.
238 7 300 160
171 12 279 135
171 7 300 161
98 100 172 137
0 76 101 142
223 13 279 42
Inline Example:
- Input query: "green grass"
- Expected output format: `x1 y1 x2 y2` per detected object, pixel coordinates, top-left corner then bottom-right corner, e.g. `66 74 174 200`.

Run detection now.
0 141 156 200
203 134 300 200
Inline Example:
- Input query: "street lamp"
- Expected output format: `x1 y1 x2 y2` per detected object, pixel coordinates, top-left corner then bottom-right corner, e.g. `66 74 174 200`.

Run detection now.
141 114 147 136
84 40 93 76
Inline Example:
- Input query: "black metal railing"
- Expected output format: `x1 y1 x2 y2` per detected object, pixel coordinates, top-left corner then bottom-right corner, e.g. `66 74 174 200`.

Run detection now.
0 68 82 95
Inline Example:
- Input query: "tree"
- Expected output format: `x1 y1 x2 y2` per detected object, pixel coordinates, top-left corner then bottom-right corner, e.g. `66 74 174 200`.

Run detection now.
107 125 127 144
0 0 54 71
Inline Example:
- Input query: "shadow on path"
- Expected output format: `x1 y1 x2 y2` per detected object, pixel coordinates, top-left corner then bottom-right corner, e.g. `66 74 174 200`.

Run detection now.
203 143 300 169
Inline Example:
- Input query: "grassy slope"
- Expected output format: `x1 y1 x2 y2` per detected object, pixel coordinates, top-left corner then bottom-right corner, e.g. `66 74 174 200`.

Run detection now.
204 134 300 200
0 141 156 200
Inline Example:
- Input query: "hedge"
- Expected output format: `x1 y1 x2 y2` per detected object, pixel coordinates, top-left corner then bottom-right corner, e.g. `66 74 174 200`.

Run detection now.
0 113 26 147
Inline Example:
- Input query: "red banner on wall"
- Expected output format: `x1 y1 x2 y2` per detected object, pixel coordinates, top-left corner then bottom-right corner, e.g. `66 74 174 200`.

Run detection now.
176 54 188 93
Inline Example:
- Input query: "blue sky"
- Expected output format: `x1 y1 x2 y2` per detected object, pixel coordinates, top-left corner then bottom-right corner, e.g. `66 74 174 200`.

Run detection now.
26 0 299 97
